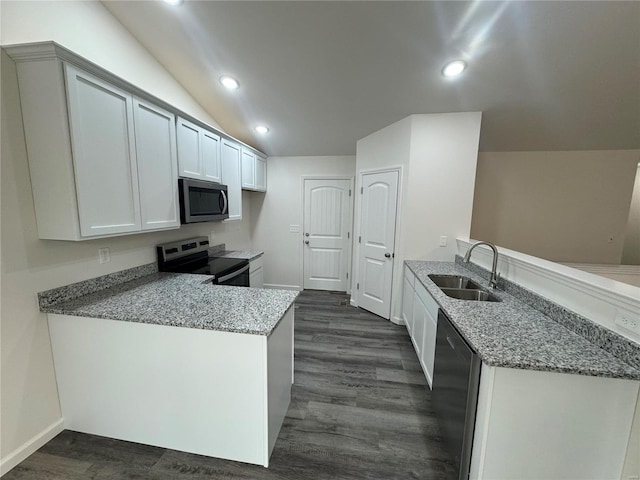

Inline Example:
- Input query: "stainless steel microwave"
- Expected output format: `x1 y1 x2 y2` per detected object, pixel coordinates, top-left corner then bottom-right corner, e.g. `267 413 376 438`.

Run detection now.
178 178 229 223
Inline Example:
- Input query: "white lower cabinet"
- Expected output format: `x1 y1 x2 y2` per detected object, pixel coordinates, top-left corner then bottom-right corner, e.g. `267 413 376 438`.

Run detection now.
402 266 438 388
221 139 243 221
249 257 264 288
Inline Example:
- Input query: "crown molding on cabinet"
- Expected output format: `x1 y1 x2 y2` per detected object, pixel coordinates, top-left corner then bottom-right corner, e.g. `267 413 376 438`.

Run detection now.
2 41 266 159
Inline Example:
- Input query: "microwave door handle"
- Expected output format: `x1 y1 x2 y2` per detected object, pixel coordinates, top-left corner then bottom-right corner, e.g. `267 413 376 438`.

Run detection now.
220 190 228 214
217 264 249 283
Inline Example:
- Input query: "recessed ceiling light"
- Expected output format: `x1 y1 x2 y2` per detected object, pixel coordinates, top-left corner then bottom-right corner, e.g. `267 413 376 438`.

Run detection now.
255 125 269 134
164 0 183 5
219 75 239 90
442 60 466 78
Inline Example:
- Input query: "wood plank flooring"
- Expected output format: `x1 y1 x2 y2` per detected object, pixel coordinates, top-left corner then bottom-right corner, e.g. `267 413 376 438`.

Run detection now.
5 290 456 479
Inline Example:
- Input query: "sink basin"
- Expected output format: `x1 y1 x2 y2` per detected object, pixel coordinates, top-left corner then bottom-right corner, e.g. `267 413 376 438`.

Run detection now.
440 287 501 302
428 274 483 290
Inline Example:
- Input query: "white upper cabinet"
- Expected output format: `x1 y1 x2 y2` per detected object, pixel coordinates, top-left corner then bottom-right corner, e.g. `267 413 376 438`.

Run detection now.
65 64 142 237
6 42 266 239
132 98 180 231
176 117 221 183
255 154 267 191
201 130 222 183
241 149 267 192
241 148 256 189
221 138 243 221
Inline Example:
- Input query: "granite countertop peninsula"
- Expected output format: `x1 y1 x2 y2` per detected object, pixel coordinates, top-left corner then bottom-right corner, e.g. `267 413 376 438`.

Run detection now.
39 266 297 336
405 260 640 381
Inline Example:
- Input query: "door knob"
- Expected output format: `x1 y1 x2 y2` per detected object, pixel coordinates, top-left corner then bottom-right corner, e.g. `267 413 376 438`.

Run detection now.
305 233 310 237
305 240 309 245
384 253 391 258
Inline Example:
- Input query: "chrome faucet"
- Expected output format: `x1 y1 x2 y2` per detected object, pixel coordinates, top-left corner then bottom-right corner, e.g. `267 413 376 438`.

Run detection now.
463 241 500 289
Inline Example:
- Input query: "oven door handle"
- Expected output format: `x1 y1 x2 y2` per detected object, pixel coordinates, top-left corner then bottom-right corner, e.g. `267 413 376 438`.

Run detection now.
217 264 249 283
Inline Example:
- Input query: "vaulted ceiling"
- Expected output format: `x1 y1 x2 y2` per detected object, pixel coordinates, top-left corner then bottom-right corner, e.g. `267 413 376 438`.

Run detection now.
102 1 640 157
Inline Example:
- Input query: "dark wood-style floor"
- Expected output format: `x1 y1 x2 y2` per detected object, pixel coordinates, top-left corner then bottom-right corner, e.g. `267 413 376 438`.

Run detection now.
5 290 456 479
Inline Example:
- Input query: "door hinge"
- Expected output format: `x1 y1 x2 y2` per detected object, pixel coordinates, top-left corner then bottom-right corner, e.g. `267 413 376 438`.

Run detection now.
360 187 363 194
358 236 361 244
346 272 349 279
347 232 350 239
356 282 359 290
349 189 352 196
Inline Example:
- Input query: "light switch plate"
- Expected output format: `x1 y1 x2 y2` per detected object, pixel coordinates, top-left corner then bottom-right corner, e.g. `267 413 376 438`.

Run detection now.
439 236 448 247
289 225 300 233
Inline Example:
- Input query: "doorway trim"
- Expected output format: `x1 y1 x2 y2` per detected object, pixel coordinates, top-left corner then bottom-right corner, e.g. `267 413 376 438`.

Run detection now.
300 175 355 294
351 165 404 322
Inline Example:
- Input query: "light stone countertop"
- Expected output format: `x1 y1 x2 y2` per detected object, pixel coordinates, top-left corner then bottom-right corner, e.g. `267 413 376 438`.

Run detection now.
40 272 297 336
212 250 264 261
405 260 640 380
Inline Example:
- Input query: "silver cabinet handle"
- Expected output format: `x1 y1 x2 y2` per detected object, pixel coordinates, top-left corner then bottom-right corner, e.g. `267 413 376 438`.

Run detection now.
384 253 391 258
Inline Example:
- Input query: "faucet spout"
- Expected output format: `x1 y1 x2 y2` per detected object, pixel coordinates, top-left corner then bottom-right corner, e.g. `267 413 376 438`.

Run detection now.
463 241 500 289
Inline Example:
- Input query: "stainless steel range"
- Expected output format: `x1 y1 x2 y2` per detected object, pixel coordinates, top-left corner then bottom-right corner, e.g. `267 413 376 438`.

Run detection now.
157 236 250 287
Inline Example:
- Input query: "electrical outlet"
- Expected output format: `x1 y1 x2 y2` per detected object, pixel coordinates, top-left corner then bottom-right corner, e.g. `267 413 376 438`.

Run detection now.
98 247 110 264
615 311 640 334
439 236 448 247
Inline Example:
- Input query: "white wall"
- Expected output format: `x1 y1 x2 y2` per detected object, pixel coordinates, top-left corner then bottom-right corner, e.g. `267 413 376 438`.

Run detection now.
250 156 356 290
0 1 250 472
622 163 640 265
352 113 481 322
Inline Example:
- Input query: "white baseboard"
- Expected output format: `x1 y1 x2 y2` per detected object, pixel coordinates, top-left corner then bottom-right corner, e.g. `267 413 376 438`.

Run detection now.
0 418 64 476
390 315 405 326
263 283 302 291
350 298 357 308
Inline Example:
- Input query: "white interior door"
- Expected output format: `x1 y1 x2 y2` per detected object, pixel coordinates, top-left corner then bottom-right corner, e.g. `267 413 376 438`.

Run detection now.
357 170 399 319
303 179 352 291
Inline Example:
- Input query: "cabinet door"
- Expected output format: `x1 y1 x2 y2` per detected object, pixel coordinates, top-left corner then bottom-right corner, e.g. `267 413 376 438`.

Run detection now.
402 274 415 334
176 117 202 179
241 148 256 189
132 97 180 231
65 64 141 237
412 296 427 359
255 155 267 192
221 139 243 221
422 313 437 388
250 268 264 288
202 130 221 183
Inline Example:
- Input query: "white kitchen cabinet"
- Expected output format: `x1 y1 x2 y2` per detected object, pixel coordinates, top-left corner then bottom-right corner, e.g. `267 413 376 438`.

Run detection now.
402 268 415 334
401 265 438 388
65 64 142 237
221 138 243 221
255 154 267 191
250 256 264 288
176 116 221 183
241 148 256 189
133 98 180 231
241 149 267 192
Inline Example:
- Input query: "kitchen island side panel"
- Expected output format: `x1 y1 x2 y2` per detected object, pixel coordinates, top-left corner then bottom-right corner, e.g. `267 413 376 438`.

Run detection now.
470 365 639 480
48 314 267 465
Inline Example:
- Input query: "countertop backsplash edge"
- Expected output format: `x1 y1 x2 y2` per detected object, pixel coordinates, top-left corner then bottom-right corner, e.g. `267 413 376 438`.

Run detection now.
38 262 158 310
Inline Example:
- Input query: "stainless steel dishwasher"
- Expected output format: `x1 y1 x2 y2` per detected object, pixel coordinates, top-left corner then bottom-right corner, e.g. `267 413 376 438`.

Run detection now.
432 309 482 480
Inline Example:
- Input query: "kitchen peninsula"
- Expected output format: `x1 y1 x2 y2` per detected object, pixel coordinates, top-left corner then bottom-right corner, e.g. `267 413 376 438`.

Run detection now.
38 264 298 467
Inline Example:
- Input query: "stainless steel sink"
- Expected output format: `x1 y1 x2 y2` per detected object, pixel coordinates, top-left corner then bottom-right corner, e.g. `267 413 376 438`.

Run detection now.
428 274 482 290
440 288 501 302
428 274 501 302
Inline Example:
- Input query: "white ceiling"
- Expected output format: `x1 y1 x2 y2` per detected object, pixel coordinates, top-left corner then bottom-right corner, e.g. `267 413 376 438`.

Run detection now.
102 1 640 157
